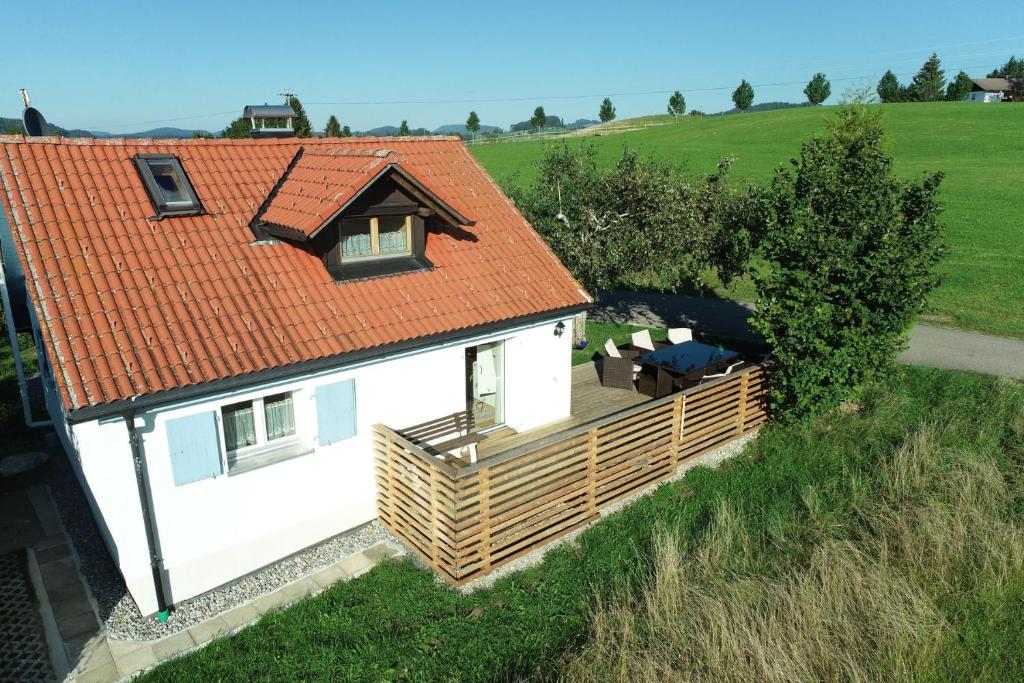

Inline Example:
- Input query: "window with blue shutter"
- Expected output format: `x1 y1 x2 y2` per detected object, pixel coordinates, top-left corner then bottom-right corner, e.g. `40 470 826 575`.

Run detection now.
166 411 223 486
315 379 357 446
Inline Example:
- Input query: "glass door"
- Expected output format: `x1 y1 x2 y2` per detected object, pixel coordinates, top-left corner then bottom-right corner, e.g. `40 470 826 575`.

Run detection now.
466 341 505 429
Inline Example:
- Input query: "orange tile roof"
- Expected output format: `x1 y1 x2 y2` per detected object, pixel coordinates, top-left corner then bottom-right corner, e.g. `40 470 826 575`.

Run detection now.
259 148 393 237
0 135 591 413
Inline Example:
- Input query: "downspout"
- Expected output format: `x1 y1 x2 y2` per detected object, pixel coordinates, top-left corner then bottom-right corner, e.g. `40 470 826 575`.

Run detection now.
0 256 51 428
124 408 171 621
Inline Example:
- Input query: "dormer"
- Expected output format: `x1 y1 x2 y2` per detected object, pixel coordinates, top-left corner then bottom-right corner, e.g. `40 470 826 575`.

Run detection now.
253 148 473 282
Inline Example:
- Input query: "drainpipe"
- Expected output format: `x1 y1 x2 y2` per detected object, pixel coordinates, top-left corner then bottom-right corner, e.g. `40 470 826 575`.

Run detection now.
124 409 171 621
0 258 50 428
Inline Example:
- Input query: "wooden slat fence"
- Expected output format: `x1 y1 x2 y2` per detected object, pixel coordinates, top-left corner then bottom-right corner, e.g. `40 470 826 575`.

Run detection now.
373 363 768 585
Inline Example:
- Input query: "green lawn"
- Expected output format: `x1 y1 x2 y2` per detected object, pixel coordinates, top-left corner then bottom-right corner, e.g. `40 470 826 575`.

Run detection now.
473 103 1024 339
142 366 1024 682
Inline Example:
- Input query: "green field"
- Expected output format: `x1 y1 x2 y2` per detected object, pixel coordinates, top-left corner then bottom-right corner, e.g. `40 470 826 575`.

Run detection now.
472 103 1024 339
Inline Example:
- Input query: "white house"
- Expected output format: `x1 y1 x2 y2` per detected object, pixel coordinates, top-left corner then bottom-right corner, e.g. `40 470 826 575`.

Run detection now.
0 133 590 616
967 77 1011 102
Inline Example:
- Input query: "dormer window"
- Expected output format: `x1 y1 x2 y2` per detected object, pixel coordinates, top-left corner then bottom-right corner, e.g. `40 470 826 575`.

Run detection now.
253 149 475 282
341 215 412 260
134 154 202 217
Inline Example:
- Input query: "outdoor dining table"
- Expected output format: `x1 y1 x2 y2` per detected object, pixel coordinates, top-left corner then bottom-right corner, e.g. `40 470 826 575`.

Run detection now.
636 341 740 398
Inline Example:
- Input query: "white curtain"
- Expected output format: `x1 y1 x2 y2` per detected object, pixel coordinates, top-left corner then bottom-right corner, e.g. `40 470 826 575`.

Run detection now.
223 403 256 451
342 231 372 257
378 228 408 253
264 394 296 441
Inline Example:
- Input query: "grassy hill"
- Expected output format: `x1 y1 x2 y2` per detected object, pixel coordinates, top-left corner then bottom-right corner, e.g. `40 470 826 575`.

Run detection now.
472 103 1024 339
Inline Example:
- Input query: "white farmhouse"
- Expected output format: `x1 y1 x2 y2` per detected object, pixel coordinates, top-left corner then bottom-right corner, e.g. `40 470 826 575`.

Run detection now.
0 133 590 617
967 77 1011 102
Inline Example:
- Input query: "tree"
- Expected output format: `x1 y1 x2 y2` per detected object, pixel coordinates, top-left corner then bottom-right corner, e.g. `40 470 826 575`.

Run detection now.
751 106 946 420
667 91 685 119
945 71 973 101
287 96 313 137
988 56 1024 80
466 110 481 139
531 106 547 132
803 72 831 105
599 98 616 123
732 80 754 112
399 119 410 136
341 125 352 137
508 145 760 294
222 116 253 139
877 70 902 103
908 53 946 102
1009 77 1024 101
323 115 343 137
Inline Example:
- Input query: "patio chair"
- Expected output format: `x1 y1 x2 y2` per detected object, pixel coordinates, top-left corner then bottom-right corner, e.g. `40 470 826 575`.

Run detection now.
700 361 743 383
631 329 656 352
601 339 642 390
667 327 693 344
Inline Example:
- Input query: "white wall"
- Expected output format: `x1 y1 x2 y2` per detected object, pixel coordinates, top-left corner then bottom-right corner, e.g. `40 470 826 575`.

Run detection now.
968 91 1004 102
68 315 574 615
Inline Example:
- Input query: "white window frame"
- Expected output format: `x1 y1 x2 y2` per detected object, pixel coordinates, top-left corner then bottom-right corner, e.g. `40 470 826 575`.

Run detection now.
218 390 302 468
340 215 412 261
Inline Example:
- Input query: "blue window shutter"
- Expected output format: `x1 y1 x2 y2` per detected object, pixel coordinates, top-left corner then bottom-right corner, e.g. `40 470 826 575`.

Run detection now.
166 411 223 486
316 379 357 446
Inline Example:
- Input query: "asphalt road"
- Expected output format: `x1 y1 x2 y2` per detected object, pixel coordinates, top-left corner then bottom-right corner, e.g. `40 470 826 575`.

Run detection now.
591 290 1024 380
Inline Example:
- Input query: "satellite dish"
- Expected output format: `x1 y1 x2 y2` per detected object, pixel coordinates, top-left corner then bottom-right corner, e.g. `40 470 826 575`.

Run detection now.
23 107 49 137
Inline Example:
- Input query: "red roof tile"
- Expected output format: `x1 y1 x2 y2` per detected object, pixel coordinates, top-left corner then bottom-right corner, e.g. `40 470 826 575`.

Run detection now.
0 135 591 412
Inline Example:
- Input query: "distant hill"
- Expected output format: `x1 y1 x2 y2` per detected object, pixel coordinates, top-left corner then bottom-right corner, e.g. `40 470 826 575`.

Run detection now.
708 101 811 117
434 123 503 137
1 116 94 138
91 127 212 139
2 116 212 139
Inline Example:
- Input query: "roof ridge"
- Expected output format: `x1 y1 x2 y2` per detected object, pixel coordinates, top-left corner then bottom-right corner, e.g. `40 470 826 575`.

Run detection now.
0 134 464 146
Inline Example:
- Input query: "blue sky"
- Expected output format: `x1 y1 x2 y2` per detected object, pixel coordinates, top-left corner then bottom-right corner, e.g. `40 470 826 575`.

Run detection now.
2 1 1023 134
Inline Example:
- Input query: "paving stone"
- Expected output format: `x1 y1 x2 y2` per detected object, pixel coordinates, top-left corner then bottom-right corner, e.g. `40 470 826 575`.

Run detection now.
76 639 114 672
310 563 351 589
75 660 120 683
32 542 70 564
65 631 102 664
221 602 260 631
150 630 195 661
56 609 99 640
51 595 94 622
187 615 231 645
363 541 401 563
38 558 80 590
338 551 374 578
281 577 319 603
253 589 288 614
112 643 157 678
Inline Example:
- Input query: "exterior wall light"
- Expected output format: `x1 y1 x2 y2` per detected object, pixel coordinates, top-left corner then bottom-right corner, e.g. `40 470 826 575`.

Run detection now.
554 321 566 337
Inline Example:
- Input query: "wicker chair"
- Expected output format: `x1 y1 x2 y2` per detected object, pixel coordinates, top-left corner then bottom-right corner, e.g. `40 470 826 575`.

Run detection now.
600 339 641 390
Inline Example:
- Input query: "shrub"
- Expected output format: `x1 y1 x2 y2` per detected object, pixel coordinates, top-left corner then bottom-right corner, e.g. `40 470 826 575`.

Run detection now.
752 106 946 420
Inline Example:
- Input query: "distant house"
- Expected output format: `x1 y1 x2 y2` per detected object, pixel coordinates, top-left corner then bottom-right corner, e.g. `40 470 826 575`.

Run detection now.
968 77 1011 102
0 134 590 616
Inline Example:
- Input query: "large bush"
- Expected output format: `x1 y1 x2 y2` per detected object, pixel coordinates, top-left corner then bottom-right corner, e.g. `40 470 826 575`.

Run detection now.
510 145 759 293
752 106 946 419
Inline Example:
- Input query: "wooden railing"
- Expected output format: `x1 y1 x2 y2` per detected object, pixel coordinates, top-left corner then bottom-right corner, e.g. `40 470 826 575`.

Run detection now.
373 363 768 585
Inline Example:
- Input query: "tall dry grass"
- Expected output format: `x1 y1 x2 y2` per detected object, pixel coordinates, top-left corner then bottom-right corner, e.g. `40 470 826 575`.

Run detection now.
564 425 1024 683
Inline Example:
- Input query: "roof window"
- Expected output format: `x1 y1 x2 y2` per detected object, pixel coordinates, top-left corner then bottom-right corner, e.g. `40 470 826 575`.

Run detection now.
134 154 202 217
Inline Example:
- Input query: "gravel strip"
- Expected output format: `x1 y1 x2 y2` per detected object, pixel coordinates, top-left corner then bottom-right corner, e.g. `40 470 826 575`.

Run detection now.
43 452 399 642
455 432 759 592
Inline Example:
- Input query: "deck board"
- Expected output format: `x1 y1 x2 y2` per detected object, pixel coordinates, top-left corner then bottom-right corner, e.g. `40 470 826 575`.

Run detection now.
478 363 649 459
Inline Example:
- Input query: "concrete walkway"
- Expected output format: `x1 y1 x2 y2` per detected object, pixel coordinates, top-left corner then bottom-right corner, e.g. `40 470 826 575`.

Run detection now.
591 290 1024 380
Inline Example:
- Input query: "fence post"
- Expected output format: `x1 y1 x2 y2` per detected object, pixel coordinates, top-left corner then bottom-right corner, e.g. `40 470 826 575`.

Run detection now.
671 395 684 469
428 465 442 572
586 427 598 516
738 371 750 434
479 467 492 574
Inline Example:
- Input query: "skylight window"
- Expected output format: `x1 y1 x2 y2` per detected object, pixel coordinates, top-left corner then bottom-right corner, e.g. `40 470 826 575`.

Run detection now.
134 154 202 217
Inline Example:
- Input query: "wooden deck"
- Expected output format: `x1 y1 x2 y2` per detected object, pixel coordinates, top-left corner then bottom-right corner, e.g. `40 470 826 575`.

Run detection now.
478 362 649 458
373 363 769 586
